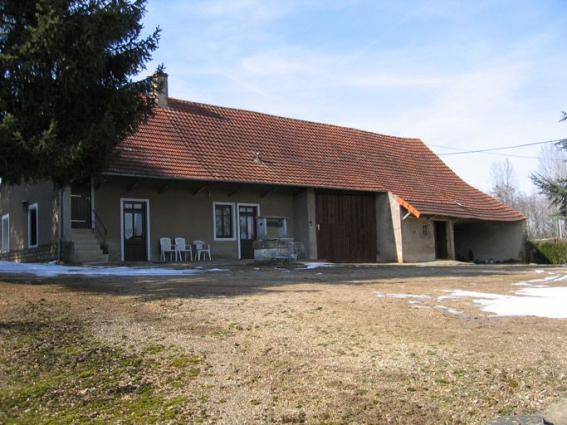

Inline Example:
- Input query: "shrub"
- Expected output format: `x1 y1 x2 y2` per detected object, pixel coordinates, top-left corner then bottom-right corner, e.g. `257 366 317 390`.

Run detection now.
531 239 567 264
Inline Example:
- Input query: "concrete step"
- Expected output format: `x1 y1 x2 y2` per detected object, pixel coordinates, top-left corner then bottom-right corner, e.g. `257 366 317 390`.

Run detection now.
72 231 97 240
73 246 103 258
74 253 104 262
71 229 104 263
74 247 102 253
72 228 94 234
73 240 101 248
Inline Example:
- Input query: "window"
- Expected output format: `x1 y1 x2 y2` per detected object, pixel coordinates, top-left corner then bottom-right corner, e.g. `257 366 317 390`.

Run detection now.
422 224 429 235
28 203 38 248
1 214 8 253
214 203 235 240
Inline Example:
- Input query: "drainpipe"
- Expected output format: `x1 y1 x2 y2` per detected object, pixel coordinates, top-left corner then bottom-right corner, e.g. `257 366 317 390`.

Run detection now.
57 188 63 263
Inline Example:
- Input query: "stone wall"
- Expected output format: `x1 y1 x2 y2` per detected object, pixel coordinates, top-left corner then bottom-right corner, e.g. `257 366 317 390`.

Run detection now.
0 242 72 263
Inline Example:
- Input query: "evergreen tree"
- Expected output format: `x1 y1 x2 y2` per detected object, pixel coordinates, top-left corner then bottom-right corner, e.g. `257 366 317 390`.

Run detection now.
532 113 567 216
0 0 160 187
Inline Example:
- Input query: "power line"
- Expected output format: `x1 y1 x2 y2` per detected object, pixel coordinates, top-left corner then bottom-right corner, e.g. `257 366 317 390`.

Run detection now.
431 138 565 156
431 146 540 159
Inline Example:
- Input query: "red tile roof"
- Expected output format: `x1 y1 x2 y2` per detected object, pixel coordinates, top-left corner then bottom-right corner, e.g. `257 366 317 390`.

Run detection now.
109 98 525 222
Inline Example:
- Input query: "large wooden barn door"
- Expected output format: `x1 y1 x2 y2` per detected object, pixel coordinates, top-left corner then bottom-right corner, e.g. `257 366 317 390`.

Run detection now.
316 193 377 262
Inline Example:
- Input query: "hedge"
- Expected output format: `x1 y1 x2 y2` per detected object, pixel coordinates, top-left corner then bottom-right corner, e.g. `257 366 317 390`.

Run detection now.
531 239 567 265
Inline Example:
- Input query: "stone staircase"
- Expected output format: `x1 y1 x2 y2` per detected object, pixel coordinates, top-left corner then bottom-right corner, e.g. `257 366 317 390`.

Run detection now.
71 229 104 263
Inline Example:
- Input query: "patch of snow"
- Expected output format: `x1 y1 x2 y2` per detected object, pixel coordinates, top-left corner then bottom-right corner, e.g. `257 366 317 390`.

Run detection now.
434 305 464 316
527 275 563 283
534 269 545 274
298 263 338 270
0 261 228 278
511 282 548 287
408 300 430 309
376 272 567 319
374 291 431 300
442 287 567 319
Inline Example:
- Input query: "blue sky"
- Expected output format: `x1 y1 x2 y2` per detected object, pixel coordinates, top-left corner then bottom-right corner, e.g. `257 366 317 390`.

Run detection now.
141 0 567 193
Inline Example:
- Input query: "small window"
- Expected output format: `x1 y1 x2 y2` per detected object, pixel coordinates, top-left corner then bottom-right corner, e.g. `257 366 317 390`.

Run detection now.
422 224 428 235
28 203 38 248
1 214 9 253
214 203 235 240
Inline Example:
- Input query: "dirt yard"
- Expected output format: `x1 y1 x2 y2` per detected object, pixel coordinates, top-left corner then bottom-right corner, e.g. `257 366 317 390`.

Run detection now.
1 262 567 424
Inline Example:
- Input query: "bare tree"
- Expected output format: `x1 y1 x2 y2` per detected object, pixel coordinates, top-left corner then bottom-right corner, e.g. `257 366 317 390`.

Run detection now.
489 158 561 239
516 190 559 239
534 142 567 238
537 142 567 181
489 159 519 209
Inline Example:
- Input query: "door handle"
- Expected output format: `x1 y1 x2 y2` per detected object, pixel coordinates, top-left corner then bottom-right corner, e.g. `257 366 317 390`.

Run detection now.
317 224 320 231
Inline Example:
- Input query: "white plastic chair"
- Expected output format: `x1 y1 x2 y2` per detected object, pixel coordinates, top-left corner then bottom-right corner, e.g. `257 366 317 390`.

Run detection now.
160 237 174 262
175 237 193 262
193 240 211 261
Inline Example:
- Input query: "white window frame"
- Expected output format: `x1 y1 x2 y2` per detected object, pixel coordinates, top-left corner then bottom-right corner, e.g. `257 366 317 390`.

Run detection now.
1 214 9 253
28 203 38 248
213 202 236 241
236 203 260 260
120 198 151 261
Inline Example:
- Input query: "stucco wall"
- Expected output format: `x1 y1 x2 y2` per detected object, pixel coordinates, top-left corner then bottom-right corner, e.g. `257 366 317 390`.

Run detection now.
94 177 300 261
0 181 61 252
454 220 525 262
292 189 317 259
401 217 436 263
375 193 398 262
388 194 404 262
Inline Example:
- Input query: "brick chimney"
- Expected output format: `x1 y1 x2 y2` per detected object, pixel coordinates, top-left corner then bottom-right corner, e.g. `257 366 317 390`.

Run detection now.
153 72 169 108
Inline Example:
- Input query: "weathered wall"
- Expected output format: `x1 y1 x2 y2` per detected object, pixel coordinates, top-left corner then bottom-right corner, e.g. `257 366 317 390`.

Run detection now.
305 189 317 260
375 193 398 262
292 189 317 259
388 194 404 263
0 181 61 252
401 217 436 263
94 177 300 261
454 220 525 262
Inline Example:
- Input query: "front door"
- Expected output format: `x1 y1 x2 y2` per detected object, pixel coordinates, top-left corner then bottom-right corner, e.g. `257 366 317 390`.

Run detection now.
123 201 147 261
71 184 92 229
239 205 258 259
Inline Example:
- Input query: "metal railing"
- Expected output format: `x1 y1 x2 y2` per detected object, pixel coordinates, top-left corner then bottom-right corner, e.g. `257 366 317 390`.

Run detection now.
91 209 107 248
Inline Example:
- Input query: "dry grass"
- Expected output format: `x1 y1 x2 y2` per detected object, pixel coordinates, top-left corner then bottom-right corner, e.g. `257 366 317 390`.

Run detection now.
1 263 567 424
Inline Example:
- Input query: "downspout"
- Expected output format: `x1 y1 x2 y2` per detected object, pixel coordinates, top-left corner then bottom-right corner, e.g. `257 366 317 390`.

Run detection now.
57 188 63 263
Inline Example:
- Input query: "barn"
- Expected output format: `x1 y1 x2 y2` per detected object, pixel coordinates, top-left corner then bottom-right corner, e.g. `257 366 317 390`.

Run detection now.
0 74 525 263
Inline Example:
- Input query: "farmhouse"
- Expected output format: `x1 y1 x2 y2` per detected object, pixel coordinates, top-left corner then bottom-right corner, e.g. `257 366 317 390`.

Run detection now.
0 74 525 263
